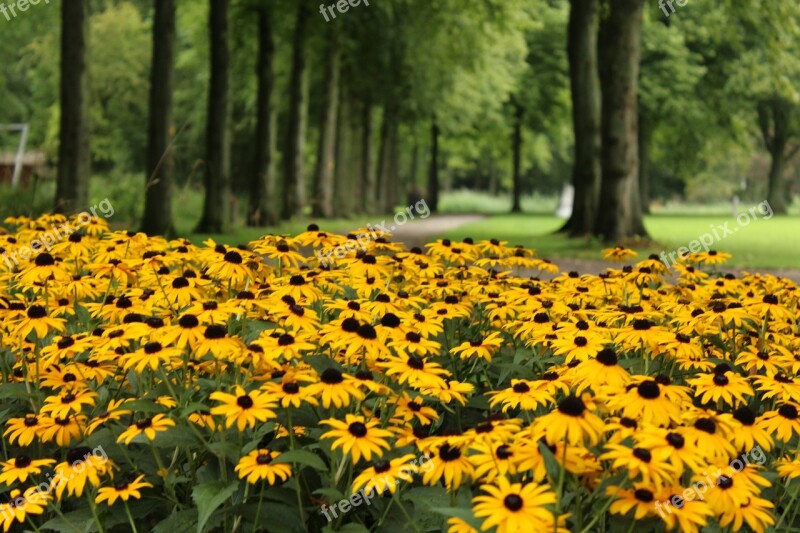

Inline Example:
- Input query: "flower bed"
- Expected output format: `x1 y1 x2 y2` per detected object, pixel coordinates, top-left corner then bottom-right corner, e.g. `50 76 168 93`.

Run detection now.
0 215 798 532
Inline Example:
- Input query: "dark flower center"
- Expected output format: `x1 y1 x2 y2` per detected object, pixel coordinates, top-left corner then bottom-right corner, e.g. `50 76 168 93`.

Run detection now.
256 452 273 465
632 319 652 331
348 422 368 437
574 336 587 347
634 488 654 503
35 253 55 266
27 305 47 319
694 418 716 434
179 314 199 328
66 447 92 464
632 448 651 463
596 348 617 366
237 395 254 409
373 460 391 473
321 368 344 384
496 444 513 460
407 356 425 370
637 380 660 399
733 406 756 426
277 334 295 346
204 325 228 339
713 373 729 386
224 251 243 264
144 342 162 354
503 494 523 512
357 325 377 340
135 418 152 429
282 382 300 394
438 443 462 462
779 404 799 420
666 432 685 449
512 382 530 393
14 455 31 468
557 396 586 417
717 475 733 489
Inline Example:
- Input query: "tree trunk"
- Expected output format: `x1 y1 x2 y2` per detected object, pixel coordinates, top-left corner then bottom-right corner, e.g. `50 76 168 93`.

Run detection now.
142 0 176 236
312 29 341 218
511 99 524 213
55 0 90 213
759 98 793 215
767 148 787 214
281 0 310 220
560 0 601 235
639 110 651 214
333 88 352 217
428 120 440 213
593 0 648 242
409 139 419 189
196 0 231 233
247 6 277 227
377 105 399 213
359 100 375 214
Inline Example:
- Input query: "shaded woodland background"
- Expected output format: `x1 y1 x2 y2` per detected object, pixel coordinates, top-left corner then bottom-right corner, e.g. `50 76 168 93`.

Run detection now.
0 0 799 241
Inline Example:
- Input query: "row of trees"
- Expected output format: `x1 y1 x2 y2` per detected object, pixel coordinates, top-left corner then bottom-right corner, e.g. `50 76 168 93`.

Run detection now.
8 0 798 240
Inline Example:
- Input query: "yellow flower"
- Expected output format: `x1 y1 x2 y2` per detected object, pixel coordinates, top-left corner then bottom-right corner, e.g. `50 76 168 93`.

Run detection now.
95 475 153 505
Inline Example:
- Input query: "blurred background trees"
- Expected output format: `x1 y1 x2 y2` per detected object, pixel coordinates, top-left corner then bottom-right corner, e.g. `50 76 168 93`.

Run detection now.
0 0 798 239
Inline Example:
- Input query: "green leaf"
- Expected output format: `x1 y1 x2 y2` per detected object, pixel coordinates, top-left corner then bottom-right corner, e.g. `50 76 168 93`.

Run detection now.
40 508 96 532
537 439 562 481
0 383 32 400
192 480 239 533
272 449 327 471
120 399 166 413
152 509 197 533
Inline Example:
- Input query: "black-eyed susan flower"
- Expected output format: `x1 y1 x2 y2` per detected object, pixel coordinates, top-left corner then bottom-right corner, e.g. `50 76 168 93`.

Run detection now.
234 449 292 485
0 455 56 484
305 368 365 408
351 454 417 495
4 415 44 446
422 441 474 490
600 444 676 490
95 475 153 505
52 446 116 499
209 386 277 431
535 395 604 446
450 332 504 362
0 486 52 531
116 414 176 444
321 414 393 463
14 304 66 339
472 477 567 533
757 402 800 443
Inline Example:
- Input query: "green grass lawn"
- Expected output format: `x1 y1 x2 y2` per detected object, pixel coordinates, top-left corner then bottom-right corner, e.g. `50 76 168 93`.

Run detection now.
438 214 800 269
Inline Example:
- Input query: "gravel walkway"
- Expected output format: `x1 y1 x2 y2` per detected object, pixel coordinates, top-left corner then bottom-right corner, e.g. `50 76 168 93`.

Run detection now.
389 216 800 283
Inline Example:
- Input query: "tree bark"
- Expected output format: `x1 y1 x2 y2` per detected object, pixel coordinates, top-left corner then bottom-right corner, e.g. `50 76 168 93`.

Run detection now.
312 29 341 218
593 0 648 242
377 105 399 213
142 0 176 236
247 6 277 227
427 120 440 213
281 0 310 220
759 98 793 215
560 0 601 235
359 100 375 214
333 88 352 217
638 110 651 214
55 0 90 213
511 98 524 213
196 0 231 233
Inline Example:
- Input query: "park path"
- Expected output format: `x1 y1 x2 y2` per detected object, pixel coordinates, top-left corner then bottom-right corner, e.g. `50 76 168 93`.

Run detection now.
390 214 485 248
388 217 800 283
